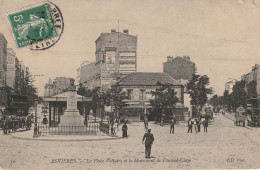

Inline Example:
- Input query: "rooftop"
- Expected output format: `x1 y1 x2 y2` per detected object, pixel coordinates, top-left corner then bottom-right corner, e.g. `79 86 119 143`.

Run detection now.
115 72 181 86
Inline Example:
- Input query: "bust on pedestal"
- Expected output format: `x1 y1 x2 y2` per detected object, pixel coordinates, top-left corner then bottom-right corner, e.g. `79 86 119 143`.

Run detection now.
59 78 84 125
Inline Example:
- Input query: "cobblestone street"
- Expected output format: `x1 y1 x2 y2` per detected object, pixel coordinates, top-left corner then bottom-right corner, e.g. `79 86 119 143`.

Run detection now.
1 114 260 170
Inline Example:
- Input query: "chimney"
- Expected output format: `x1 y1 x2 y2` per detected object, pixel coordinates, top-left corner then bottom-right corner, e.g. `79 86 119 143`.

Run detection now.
183 56 190 60
167 56 173 62
111 29 116 33
123 29 129 34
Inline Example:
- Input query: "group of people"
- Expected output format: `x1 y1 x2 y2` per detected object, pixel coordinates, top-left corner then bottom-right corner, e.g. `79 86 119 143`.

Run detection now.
187 117 208 133
110 118 128 138
2 115 32 135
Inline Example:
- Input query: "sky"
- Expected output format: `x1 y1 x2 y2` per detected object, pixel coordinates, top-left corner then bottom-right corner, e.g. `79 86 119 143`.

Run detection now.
1 0 260 96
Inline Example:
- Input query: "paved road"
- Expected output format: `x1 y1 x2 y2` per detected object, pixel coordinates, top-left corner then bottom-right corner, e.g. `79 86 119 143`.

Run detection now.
0 114 260 170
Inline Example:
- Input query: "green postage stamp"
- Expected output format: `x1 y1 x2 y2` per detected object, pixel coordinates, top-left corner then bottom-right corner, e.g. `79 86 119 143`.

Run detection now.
8 2 60 49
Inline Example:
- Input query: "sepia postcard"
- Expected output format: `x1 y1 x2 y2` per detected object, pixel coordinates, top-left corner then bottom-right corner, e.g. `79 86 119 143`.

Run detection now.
1 0 260 169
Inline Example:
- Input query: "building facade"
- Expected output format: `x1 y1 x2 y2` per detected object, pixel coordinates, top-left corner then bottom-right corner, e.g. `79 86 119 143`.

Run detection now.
225 80 236 94
95 29 137 90
240 64 260 125
113 72 184 122
6 48 20 89
44 77 71 97
76 61 96 89
163 56 196 117
241 64 260 99
0 33 7 88
163 56 196 81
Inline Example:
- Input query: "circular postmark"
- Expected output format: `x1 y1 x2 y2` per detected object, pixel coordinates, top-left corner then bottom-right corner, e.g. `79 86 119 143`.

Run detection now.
29 2 64 50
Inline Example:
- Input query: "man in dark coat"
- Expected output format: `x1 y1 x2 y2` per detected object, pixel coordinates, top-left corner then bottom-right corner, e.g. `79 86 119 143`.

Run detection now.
197 118 201 132
203 120 208 132
3 118 8 135
142 129 154 158
187 118 193 133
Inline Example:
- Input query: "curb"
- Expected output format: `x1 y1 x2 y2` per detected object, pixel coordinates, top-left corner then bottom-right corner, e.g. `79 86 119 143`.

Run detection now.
11 134 123 142
222 114 253 130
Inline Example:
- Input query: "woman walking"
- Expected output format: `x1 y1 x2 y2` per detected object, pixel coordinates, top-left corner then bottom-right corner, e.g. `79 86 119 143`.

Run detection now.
122 122 128 138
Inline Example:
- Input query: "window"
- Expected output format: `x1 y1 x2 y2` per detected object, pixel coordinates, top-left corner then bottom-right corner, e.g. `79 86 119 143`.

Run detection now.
127 89 133 100
140 89 146 100
105 51 116 64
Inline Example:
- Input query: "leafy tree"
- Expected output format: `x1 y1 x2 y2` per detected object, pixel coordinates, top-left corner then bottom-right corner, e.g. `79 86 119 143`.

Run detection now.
209 94 224 112
186 73 213 117
149 82 179 122
223 90 232 112
230 80 247 110
209 94 219 108
106 86 128 118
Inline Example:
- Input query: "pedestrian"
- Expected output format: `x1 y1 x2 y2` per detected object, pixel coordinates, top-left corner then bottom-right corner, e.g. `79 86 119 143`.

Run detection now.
115 118 119 128
114 122 118 135
247 114 252 126
122 122 128 138
187 118 193 133
42 115 48 125
110 122 114 136
193 118 197 134
197 118 201 132
3 118 8 135
144 115 149 130
142 129 154 158
203 120 208 132
170 118 175 134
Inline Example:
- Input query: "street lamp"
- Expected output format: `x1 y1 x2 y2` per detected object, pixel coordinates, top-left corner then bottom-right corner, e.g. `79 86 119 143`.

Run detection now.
33 98 39 138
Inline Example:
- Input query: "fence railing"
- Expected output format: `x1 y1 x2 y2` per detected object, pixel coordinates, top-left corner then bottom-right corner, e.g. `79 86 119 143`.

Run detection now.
99 122 109 135
38 122 107 136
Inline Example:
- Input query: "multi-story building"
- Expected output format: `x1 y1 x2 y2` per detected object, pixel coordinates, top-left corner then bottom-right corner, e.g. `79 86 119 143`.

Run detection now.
44 77 71 97
20 63 29 79
0 33 7 106
163 56 196 117
44 78 54 97
163 56 196 81
76 61 96 89
6 48 20 90
240 64 260 125
225 80 236 94
113 72 184 122
241 64 260 98
0 33 7 88
95 29 137 90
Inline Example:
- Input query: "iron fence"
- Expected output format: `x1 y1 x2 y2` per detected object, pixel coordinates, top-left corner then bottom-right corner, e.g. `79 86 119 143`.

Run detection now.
99 122 109 135
38 122 106 136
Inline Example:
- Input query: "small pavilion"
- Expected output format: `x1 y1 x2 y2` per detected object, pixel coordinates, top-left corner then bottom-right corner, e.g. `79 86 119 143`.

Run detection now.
43 92 92 126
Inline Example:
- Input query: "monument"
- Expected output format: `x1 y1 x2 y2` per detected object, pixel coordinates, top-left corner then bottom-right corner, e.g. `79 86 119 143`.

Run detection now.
59 78 84 125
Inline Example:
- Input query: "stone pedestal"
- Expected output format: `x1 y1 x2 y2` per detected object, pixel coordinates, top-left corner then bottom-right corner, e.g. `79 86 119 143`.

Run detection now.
60 90 84 125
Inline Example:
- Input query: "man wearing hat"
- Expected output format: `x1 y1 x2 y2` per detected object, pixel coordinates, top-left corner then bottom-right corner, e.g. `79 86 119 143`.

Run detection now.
142 129 154 158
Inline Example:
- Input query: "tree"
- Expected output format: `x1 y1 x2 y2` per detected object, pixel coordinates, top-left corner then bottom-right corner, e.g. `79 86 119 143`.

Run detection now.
230 80 247 110
209 94 223 113
106 86 128 118
186 73 213 117
149 82 179 122
209 94 219 108
223 90 232 112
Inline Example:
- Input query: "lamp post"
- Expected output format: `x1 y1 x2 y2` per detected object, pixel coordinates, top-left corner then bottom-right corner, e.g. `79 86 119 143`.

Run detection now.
33 98 39 138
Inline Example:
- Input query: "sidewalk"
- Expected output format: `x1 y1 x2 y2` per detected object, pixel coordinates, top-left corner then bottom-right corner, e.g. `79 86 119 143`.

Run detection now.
223 112 235 121
222 112 255 130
